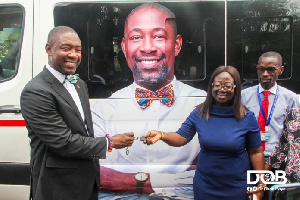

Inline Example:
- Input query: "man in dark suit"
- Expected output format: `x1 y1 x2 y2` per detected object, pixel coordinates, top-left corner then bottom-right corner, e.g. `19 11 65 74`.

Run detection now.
20 26 134 200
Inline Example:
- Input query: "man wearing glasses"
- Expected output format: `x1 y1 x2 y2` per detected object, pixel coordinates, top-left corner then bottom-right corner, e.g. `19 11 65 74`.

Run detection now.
241 51 300 172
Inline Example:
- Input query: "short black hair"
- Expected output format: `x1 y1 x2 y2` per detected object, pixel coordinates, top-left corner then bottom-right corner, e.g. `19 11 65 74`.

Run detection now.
124 3 177 37
47 26 78 46
258 51 283 66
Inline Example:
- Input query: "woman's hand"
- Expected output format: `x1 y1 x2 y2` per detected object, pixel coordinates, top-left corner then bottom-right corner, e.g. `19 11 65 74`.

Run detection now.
142 130 164 145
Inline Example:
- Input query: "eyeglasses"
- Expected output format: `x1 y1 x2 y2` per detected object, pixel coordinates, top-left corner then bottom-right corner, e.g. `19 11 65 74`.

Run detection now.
256 66 279 73
212 82 236 91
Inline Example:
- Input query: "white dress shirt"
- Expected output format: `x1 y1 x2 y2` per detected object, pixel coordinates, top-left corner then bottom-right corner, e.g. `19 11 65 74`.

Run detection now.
242 83 300 157
92 78 206 199
46 65 85 123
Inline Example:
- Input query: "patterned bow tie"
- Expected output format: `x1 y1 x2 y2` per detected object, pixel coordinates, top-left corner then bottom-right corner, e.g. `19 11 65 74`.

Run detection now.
135 84 175 109
64 74 79 84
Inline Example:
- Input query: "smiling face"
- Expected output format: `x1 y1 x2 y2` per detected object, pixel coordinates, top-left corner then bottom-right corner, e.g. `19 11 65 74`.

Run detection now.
46 32 82 75
257 56 284 90
122 8 182 90
212 72 235 107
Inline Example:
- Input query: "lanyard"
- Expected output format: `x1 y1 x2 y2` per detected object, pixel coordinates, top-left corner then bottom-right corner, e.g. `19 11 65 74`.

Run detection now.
257 86 279 126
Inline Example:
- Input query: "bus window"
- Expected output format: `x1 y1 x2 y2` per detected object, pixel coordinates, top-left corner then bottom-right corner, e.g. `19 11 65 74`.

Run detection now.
241 17 293 80
0 5 23 82
53 2 225 98
174 17 206 81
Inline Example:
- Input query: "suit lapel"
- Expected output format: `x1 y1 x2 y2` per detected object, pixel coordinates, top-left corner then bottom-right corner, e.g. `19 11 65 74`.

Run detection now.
75 82 94 137
42 68 87 133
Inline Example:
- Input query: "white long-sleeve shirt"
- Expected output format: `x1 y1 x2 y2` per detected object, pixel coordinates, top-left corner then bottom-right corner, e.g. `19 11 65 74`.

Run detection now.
92 78 206 199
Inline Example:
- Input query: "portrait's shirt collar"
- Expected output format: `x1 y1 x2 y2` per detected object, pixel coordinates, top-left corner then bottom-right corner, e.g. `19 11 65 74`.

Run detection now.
46 64 65 83
258 83 278 95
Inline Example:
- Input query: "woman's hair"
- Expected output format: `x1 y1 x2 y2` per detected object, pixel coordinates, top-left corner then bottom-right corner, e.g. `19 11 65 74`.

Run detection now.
198 65 247 121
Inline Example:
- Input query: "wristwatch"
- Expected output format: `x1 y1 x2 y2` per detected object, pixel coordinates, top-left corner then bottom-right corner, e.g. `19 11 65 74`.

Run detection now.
134 172 149 193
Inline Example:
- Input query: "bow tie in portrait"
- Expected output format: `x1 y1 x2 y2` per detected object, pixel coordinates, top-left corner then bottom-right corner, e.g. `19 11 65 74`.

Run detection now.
135 84 175 109
64 74 79 84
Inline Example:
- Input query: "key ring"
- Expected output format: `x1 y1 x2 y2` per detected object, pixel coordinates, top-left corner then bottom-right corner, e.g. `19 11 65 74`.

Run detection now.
134 137 149 141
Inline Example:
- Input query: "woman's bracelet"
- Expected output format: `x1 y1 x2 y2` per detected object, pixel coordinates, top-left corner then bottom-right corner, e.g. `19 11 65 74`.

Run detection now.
160 131 164 141
105 134 113 152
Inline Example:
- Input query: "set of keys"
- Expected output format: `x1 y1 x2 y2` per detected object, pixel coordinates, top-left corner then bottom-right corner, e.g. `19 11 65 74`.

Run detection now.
126 137 150 155
134 137 150 141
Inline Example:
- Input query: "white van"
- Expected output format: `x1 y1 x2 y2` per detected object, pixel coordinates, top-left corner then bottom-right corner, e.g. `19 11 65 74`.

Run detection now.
0 0 300 199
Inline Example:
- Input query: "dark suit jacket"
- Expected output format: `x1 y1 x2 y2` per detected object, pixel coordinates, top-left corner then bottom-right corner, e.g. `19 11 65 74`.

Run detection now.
20 67 107 200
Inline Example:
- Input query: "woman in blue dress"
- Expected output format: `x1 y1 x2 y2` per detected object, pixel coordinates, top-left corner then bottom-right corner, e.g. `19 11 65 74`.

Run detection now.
143 66 265 200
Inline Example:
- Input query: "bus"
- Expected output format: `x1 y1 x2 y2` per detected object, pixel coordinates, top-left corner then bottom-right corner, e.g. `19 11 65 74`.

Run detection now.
0 0 299 199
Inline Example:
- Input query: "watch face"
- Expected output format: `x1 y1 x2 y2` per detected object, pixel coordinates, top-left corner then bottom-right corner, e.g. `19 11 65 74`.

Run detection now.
134 172 148 182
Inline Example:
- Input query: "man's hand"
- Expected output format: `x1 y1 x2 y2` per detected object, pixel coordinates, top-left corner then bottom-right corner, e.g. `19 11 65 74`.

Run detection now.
112 132 134 149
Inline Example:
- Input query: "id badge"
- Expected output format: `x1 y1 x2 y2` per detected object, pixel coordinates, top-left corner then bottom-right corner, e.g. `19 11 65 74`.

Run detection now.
261 126 271 141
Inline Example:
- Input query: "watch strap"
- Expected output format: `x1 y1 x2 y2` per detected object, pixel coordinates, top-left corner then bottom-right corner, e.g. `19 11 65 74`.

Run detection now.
136 180 145 194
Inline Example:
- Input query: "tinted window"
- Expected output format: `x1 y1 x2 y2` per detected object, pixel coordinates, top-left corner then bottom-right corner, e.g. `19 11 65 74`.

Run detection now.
227 0 300 93
242 17 293 80
54 2 225 98
0 5 23 82
53 1 300 97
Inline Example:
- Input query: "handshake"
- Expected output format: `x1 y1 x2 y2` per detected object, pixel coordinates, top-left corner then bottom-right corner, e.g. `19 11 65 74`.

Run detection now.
110 130 164 149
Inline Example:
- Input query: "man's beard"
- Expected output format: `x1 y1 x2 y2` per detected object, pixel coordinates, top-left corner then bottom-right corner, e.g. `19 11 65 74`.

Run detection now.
132 63 169 86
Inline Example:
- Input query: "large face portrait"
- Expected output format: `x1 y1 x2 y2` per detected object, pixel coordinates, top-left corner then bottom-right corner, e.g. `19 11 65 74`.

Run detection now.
46 32 82 75
121 8 182 90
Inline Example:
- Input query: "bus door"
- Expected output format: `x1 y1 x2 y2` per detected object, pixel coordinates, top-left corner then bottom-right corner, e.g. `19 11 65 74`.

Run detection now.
0 0 33 199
